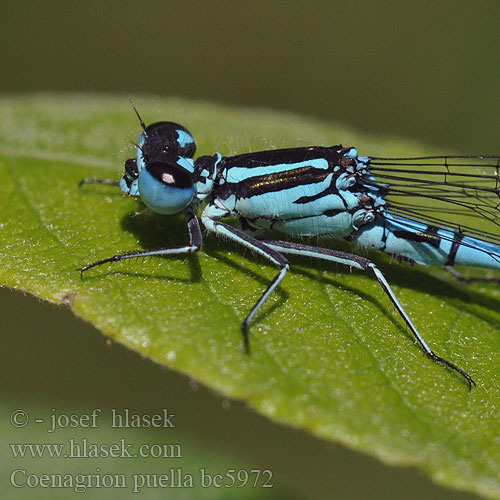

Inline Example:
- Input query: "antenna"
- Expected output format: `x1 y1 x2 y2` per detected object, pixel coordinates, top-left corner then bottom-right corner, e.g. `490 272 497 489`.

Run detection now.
125 93 147 134
129 140 144 152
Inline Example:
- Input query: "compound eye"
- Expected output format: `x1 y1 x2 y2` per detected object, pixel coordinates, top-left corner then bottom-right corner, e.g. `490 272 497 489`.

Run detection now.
141 122 196 159
138 161 195 215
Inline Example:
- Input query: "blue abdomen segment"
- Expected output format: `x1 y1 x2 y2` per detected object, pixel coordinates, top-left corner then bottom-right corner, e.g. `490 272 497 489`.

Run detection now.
354 212 500 270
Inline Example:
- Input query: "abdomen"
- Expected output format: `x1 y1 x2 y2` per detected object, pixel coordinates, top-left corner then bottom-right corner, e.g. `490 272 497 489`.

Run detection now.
354 213 500 270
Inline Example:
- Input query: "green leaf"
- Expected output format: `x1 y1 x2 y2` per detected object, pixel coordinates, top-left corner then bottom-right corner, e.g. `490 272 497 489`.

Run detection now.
1 94 499 499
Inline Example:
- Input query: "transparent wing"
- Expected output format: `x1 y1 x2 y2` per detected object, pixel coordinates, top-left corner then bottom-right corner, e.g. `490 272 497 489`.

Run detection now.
365 155 500 249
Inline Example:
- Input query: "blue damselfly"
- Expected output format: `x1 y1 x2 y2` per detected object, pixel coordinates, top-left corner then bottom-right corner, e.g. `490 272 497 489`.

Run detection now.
80 101 500 388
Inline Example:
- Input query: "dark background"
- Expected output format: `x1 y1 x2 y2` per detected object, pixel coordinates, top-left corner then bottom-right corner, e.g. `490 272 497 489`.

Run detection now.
1 1 498 499
2 1 499 153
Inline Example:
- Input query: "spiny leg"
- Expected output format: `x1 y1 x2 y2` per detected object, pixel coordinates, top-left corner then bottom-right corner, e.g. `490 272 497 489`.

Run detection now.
264 239 475 389
80 206 202 276
79 178 120 188
444 266 500 284
201 213 289 353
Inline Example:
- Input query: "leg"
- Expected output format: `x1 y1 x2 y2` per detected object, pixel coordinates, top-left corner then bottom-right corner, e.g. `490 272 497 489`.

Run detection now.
79 178 120 188
201 208 289 353
79 159 138 188
81 206 202 275
264 239 475 389
445 266 500 284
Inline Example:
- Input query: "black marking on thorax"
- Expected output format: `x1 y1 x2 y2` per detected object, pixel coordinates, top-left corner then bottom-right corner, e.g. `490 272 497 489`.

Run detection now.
216 146 345 201
245 166 331 195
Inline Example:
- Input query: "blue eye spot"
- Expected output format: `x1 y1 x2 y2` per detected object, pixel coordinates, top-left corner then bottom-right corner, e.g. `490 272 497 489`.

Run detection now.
176 129 195 148
138 162 195 215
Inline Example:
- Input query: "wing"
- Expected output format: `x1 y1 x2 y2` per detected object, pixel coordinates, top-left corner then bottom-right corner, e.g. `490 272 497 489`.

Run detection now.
364 154 500 249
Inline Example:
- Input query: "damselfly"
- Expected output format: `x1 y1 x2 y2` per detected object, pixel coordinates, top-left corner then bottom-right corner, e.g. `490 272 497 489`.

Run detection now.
80 101 500 388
